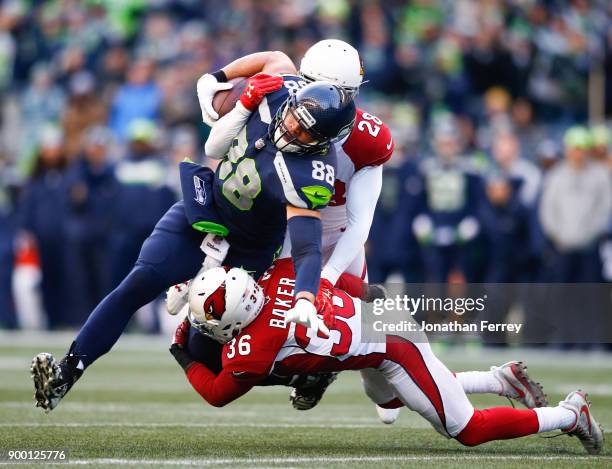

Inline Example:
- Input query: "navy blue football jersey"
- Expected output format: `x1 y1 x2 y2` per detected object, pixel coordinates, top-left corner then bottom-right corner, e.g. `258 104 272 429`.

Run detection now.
211 75 337 246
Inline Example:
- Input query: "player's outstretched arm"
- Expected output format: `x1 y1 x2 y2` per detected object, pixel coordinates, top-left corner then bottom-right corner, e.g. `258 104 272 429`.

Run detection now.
198 51 296 126
321 165 383 285
185 365 260 407
169 319 259 407
221 51 297 79
284 206 330 337
205 73 283 159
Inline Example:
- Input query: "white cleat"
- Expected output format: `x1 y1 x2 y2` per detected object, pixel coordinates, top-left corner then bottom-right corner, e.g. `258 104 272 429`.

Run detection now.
376 405 400 425
491 361 548 408
559 390 604 455
166 281 190 315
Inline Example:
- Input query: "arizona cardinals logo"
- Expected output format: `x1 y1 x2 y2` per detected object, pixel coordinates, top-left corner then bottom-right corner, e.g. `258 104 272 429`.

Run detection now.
204 283 226 320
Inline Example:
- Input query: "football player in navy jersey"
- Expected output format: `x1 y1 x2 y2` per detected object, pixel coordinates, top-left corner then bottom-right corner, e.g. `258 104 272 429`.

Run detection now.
194 40 398 414
31 70 355 412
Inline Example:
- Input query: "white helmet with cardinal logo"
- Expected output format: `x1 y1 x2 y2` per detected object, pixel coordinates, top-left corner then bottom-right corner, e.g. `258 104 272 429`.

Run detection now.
300 39 364 95
187 267 265 343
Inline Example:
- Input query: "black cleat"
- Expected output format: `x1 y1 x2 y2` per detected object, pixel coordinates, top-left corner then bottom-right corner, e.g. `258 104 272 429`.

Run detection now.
31 344 83 413
289 372 338 410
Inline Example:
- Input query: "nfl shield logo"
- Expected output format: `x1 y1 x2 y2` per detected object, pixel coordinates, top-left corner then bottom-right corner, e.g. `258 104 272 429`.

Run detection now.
193 175 207 206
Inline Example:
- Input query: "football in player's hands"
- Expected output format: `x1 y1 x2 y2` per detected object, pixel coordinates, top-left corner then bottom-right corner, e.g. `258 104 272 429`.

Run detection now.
211 77 248 118
239 73 284 111
197 73 234 125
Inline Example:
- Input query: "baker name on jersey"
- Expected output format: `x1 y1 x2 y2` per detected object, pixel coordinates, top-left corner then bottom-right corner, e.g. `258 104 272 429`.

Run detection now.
269 277 295 330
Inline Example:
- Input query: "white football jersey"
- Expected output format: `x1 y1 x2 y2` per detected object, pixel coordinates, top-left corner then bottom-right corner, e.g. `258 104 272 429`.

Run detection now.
321 107 394 240
275 290 385 364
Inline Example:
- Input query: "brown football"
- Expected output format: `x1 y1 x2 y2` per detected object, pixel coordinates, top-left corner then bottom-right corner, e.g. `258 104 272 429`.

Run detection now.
212 77 248 118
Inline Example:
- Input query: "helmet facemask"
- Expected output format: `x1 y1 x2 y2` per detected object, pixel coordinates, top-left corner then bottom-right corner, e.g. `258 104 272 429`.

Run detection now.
270 96 329 155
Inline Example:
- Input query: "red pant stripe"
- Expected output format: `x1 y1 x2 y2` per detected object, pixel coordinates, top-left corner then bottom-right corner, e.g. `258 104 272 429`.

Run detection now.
379 397 404 409
386 337 447 433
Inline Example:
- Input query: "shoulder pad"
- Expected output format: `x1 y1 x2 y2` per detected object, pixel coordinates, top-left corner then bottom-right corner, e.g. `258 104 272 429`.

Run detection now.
341 108 394 171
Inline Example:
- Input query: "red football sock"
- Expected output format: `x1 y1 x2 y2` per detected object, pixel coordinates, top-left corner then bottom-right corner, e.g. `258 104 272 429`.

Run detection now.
456 407 539 446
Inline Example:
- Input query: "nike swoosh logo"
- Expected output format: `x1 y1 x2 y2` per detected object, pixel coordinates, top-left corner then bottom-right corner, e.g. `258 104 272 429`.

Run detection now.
312 192 327 200
386 138 393 150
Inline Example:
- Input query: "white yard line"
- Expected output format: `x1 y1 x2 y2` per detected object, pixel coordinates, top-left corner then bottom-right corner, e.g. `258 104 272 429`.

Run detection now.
0 402 385 424
0 422 395 429
3 331 612 369
16 455 611 466
0 421 608 433
549 384 612 396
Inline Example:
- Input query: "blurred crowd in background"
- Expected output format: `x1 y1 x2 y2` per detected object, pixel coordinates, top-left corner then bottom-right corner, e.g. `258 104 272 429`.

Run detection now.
0 0 611 340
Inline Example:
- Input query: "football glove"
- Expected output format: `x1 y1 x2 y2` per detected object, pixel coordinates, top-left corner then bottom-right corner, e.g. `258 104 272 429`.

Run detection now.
289 372 338 410
169 318 194 372
315 278 336 329
239 73 283 111
166 281 190 316
285 298 330 338
196 73 234 126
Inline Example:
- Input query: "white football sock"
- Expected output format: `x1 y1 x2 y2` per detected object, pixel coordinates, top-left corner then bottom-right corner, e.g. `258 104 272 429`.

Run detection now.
455 370 502 395
534 406 576 432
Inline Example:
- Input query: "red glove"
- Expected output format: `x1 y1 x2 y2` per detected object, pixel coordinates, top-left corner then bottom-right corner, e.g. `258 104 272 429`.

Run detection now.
173 318 191 347
315 278 336 330
170 318 194 371
240 73 284 111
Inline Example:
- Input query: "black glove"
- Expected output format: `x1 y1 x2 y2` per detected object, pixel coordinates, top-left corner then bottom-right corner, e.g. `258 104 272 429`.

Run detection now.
169 343 195 372
169 319 195 372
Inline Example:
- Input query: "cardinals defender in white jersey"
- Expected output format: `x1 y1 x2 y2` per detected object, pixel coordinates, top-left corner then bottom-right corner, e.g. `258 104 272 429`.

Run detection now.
280 106 393 284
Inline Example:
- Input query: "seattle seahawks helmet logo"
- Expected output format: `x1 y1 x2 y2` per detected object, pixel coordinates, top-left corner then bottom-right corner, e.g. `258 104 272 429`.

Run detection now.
204 283 226 320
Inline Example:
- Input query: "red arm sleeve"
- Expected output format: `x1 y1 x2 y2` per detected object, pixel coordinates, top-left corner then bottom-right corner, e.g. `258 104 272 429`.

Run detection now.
185 362 263 407
336 272 365 299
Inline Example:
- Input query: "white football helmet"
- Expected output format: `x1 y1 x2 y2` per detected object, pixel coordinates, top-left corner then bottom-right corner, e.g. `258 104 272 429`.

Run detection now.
300 39 364 94
187 267 265 343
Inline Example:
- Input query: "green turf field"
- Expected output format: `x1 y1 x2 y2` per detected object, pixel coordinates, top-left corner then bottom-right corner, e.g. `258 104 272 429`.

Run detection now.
0 332 610 468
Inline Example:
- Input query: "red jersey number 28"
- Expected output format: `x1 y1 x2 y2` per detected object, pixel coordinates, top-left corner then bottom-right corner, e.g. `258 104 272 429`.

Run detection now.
357 112 382 138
